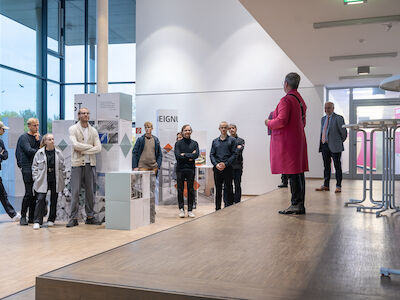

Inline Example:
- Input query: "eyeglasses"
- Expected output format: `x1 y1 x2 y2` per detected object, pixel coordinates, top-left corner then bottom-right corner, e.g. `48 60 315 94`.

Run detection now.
79 112 90 115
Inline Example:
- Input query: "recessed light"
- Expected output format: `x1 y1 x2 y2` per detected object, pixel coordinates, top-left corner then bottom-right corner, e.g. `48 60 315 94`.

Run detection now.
344 0 367 5
357 66 370 75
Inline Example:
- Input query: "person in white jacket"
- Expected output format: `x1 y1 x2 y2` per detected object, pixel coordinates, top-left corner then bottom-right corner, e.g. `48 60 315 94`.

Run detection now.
66 107 101 227
32 133 66 229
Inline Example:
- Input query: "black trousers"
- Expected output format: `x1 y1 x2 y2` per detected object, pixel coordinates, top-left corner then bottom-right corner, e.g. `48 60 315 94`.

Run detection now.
287 173 305 207
176 169 195 211
213 166 233 210
21 167 36 221
281 174 288 185
34 181 58 224
321 143 342 188
0 176 17 218
223 168 243 204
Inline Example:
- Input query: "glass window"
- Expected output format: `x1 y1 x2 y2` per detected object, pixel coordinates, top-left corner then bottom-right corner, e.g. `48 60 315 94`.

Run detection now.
0 0 43 75
48 0 59 52
87 0 136 83
88 0 97 83
356 105 400 175
47 54 60 82
353 87 400 100
0 67 38 124
47 82 60 132
109 44 136 82
65 0 85 83
327 88 350 174
65 84 84 120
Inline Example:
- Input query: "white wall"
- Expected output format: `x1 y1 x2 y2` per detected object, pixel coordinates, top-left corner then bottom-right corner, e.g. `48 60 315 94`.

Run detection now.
136 0 323 195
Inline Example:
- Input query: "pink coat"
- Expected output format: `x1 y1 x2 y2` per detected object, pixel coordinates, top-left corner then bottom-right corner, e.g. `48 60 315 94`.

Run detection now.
267 89 309 174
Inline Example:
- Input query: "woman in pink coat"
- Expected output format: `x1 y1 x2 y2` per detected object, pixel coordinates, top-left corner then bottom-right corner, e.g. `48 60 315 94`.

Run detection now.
265 73 309 215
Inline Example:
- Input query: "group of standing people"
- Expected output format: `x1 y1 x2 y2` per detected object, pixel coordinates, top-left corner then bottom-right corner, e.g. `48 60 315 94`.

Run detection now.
0 108 103 229
266 72 347 214
0 72 348 225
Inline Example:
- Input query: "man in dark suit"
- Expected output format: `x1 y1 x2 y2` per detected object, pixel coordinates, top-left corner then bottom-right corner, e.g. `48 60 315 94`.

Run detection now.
316 102 347 193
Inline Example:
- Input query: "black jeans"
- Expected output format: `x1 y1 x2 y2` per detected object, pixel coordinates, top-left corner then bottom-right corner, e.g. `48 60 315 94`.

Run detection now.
21 167 36 221
223 168 243 204
34 181 58 224
281 174 288 185
176 169 195 211
0 176 17 218
321 143 342 188
287 173 305 207
213 166 233 210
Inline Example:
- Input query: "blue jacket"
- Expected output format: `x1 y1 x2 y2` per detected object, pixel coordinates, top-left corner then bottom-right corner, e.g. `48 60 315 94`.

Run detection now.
132 135 163 169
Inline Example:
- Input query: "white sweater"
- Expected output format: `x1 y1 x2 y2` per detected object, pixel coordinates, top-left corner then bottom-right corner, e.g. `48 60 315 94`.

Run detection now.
69 122 101 167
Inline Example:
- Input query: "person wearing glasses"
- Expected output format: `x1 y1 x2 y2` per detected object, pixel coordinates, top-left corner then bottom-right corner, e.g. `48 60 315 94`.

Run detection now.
16 118 41 225
210 121 237 211
66 107 102 227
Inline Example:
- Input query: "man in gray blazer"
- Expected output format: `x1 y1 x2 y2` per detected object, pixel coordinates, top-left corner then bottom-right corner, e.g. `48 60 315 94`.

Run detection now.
316 102 347 193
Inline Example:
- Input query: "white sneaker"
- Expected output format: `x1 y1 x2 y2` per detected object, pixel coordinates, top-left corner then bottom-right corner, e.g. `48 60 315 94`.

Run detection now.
33 223 40 230
188 211 195 218
47 221 54 227
178 209 185 218
12 212 21 222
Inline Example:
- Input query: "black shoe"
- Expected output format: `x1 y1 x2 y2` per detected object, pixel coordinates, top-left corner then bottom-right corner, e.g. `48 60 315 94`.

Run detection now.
66 219 78 227
28 219 34 224
278 183 288 188
278 205 306 215
20 217 28 226
85 217 102 225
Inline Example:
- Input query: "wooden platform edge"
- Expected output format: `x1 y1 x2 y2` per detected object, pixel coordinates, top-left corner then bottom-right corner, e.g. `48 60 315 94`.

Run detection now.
35 276 229 300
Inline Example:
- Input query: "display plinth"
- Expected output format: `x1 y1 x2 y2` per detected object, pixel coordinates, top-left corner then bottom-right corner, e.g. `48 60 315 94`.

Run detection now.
105 171 155 230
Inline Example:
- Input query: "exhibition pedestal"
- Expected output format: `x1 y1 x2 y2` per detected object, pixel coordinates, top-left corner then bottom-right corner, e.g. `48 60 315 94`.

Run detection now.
105 171 155 230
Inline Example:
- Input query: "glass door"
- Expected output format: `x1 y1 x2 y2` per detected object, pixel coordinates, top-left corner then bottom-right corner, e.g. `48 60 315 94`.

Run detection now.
352 102 400 179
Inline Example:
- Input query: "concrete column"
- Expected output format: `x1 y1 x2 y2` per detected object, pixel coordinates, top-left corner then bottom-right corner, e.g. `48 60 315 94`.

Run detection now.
96 0 108 93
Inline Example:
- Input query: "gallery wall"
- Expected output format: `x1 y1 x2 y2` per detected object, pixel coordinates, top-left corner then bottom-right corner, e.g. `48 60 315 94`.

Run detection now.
136 0 323 195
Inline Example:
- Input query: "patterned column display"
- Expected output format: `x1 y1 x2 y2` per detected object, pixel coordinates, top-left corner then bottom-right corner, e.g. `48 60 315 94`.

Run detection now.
156 109 178 205
1 117 25 197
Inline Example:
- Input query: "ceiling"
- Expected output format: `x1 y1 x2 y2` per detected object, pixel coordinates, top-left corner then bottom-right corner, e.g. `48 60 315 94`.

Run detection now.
239 0 400 87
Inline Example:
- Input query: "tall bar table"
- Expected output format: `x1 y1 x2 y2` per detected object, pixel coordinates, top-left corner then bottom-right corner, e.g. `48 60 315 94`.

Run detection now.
344 119 400 217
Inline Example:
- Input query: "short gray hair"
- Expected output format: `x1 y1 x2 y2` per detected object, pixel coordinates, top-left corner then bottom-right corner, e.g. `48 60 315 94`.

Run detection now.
285 72 301 89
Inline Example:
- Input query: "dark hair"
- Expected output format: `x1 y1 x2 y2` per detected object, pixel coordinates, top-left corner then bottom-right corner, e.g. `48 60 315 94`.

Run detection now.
285 72 301 89
181 124 191 132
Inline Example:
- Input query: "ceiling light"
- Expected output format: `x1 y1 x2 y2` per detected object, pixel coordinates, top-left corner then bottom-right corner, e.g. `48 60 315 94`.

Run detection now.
357 66 370 75
329 52 398 61
344 0 367 5
339 74 392 80
313 15 400 29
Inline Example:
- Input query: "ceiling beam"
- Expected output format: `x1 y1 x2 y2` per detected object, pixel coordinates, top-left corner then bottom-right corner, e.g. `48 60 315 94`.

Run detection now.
330 52 398 61
314 15 400 29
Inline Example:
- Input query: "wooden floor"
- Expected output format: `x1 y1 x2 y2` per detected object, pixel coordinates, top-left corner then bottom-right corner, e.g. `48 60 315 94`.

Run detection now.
2 179 400 300
31 179 400 300
0 201 218 299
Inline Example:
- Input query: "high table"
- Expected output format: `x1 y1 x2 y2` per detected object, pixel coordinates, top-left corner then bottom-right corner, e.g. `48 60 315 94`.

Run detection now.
344 119 400 217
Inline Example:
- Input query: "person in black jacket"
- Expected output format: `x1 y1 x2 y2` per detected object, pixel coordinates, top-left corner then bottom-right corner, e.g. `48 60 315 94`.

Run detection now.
15 118 41 225
210 121 237 210
226 124 245 204
0 121 20 221
174 125 199 218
